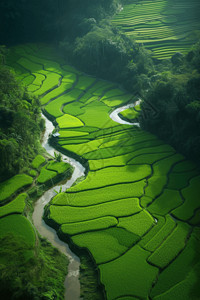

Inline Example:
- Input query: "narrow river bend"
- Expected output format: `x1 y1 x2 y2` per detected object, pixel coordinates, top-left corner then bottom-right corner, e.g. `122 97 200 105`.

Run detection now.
32 102 139 299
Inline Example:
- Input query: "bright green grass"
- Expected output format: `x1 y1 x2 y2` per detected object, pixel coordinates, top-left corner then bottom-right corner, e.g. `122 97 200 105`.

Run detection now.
101 88 126 100
118 210 155 236
68 165 151 192
27 84 40 92
99 245 158 299
32 155 46 169
80 102 118 128
40 81 73 105
46 161 71 174
144 154 184 201
151 232 200 298
128 152 174 165
35 72 61 98
45 89 83 117
145 215 176 252
37 168 57 184
0 215 35 246
52 182 145 206
56 114 84 128
48 198 142 225
29 169 37 177
17 57 43 73
112 0 200 59
20 75 35 86
63 102 85 116
76 76 96 90
172 175 200 221
148 189 183 215
72 227 139 264
0 174 33 203
89 81 115 96
61 216 118 235
0 193 27 217
152 262 200 300
89 144 174 170
102 94 132 107
120 107 139 121
83 139 165 160
139 215 166 248
148 222 191 268
31 72 45 86
58 138 90 146
59 130 89 138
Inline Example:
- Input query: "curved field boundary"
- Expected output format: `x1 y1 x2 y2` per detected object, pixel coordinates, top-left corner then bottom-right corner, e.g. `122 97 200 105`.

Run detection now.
112 0 200 59
7 43 200 300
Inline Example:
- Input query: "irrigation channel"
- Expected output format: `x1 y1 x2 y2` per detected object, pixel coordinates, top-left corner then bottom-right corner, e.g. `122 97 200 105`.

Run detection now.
32 102 139 299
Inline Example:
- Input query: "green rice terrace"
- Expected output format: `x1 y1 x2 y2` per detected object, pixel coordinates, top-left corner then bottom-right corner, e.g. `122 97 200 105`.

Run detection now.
2 43 200 299
112 0 200 59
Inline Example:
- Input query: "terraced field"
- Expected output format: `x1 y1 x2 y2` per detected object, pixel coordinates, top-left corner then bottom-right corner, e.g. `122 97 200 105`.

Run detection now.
7 43 200 299
112 0 200 59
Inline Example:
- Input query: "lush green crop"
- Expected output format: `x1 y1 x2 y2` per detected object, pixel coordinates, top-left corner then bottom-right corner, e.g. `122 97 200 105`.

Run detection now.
32 155 46 169
145 215 176 251
118 210 155 236
37 168 57 184
120 107 139 121
48 198 142 225
0 174 33 203
59 130 89 138
148 189 183 215
56 114 84 128
72 227 139 264
76 75 96 90
35 72 61 99
151 232 200 298
148 222 191 268
172 176 200 221
167 170 199 190
112 0 200 59
61 216 118 235
99 245 158 299
0 215 35 246
52 182 145 206
139 215 166 248
152 263 200 300
0 193 27 217
46 161 71 174
69 165 151 192
9 43 200 300
45 89 83 117
63 102 85 116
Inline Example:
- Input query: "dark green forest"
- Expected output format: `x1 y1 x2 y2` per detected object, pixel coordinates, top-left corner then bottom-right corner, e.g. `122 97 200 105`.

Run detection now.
0 46 44 181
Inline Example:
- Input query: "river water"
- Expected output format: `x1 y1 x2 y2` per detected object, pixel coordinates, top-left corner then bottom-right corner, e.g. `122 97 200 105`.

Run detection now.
32 101 139 299
32 115 85 300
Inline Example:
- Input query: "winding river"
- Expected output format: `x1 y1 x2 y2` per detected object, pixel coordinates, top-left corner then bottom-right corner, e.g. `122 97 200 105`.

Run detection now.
32 102 139 299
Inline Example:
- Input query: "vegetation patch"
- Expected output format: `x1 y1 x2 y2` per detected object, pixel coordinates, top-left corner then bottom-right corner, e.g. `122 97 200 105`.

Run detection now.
99 245 158 299
0 174 33 203
72 227 139 264
32 155 46 169
0 193 27 218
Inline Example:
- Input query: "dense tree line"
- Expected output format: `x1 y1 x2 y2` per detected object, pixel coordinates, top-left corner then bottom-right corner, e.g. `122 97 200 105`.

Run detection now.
0 47 44 182
140 43 200 164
